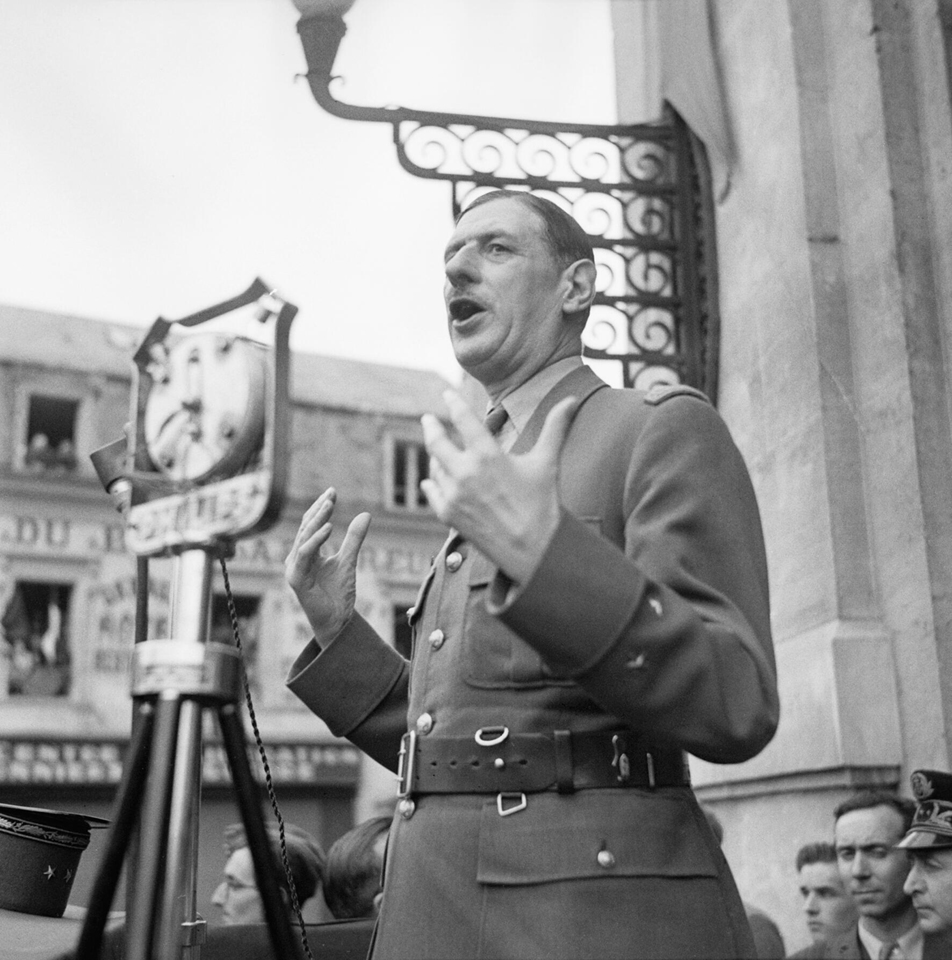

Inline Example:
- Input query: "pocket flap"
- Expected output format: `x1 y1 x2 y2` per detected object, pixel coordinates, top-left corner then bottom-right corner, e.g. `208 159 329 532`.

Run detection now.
476 790 717 885
466 518 602 588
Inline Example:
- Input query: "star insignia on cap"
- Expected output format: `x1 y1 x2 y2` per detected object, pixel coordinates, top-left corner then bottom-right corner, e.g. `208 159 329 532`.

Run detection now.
44 865 56 881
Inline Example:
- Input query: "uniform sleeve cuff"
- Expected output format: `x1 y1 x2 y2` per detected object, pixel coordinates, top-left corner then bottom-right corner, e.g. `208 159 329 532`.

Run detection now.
285 613 405 737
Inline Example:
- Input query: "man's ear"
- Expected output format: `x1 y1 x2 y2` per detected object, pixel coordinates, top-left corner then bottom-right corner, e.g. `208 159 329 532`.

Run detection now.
561 259 598 319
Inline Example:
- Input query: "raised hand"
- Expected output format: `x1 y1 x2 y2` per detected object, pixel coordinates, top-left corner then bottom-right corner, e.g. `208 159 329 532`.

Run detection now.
285 487 371 645
420 389 578 584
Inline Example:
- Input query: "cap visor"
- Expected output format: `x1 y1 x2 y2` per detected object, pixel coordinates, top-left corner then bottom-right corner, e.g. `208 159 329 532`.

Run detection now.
0 803 109 829
898 830 952 850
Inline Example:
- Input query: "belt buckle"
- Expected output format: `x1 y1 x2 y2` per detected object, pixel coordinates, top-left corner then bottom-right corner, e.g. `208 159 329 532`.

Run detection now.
475 726 509 747
496 792 527 817
396 730 418 799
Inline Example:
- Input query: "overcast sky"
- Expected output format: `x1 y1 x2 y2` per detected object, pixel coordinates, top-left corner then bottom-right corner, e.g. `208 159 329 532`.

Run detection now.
0 0 616 382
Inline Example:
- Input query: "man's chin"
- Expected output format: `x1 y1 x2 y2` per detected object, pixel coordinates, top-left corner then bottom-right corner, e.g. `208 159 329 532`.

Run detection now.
221 913 259 926
853 893 884 913
914 907 942 934
452 348 503 385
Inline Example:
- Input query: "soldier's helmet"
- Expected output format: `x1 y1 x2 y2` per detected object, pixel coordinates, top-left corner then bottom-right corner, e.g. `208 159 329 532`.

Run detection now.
898 770 952 851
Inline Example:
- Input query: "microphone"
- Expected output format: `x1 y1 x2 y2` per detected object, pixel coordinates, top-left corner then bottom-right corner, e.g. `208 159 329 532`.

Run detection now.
90 437 132 517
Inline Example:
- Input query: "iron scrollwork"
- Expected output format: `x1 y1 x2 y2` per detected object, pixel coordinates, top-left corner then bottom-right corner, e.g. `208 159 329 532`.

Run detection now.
296 14 719 398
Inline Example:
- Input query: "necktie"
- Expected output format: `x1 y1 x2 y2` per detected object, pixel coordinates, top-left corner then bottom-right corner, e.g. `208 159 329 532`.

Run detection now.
878 942 899 960
483 405 509 437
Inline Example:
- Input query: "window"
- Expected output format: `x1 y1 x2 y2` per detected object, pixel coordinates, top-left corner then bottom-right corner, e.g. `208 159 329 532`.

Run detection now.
393 603 413 659
25 395 79 472
390 439 429 510
210 593 261 695
2 581 72 696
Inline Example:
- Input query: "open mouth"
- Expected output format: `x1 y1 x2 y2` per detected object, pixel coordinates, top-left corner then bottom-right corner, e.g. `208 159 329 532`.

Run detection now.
448 297 484 322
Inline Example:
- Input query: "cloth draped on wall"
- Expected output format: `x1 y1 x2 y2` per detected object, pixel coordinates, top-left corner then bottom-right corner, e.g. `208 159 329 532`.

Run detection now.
659 0 734 200
613 0 735 200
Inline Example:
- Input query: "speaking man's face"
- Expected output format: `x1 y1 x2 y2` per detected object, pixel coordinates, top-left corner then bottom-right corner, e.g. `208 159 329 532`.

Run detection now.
443 198 575 396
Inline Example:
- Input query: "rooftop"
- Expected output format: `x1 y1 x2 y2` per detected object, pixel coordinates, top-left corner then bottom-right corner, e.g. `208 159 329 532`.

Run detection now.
0 303 454 418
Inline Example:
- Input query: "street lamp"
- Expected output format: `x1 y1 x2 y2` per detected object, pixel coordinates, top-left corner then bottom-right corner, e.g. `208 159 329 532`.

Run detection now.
290 1 720 397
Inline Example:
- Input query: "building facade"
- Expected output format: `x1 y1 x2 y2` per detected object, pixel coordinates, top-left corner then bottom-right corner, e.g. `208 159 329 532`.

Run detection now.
0 303 450 920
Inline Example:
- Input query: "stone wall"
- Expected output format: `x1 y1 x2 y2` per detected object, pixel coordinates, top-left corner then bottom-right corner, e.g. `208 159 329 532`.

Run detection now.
612 0 952 948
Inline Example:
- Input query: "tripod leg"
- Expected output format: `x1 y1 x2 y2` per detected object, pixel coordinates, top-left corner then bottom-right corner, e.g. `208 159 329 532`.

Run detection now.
155 699 204 960
74 701 156 960
218 703 306 960
126 693 183 960
126 556 151 921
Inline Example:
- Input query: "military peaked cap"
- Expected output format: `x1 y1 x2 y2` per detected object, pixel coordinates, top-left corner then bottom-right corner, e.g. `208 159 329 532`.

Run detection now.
898 769 952 850
0 803 108 916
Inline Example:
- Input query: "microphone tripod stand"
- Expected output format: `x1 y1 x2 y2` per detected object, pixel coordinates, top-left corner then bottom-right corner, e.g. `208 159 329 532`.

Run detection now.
75 546 306 960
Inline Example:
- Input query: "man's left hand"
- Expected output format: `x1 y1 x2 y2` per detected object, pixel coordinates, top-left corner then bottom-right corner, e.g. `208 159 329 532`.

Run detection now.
420 389 578 584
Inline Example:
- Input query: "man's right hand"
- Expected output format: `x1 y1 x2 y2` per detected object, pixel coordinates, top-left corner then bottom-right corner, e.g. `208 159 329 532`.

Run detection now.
285 487 371 646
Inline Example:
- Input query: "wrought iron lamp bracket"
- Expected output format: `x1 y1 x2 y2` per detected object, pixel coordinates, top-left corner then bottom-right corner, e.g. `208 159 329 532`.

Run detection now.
296 14 719 397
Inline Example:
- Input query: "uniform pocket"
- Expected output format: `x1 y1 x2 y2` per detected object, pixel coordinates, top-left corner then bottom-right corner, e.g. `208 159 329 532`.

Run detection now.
462 552 572 688
461 520 603 689
476 789 718 885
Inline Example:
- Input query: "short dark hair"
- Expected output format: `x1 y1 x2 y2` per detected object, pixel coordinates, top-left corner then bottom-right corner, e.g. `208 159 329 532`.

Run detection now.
796 841 837 871
323 816 391 920
458 190 595 270
223 821 326 903
833 791 916 835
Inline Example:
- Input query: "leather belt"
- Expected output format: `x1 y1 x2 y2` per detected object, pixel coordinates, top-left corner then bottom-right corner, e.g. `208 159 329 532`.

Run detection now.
396 727 689 799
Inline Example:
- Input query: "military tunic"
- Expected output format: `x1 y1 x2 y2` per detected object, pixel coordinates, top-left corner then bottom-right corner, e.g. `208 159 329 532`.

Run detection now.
288 364 778 959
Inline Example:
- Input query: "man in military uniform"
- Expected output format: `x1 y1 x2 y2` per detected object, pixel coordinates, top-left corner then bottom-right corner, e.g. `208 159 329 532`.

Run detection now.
899 770 952 943
285 191 779 958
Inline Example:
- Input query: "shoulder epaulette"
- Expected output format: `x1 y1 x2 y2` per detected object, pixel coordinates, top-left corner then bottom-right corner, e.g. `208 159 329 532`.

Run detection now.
643 383 711 406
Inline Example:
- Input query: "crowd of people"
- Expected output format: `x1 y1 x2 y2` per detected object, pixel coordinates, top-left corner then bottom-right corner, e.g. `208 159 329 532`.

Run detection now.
209 815 389 927
24 432 77 472
707 773 952 959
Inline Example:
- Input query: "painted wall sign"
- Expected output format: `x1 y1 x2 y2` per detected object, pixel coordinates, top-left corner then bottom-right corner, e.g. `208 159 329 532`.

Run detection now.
0 740 125 785
202 742 361 786
0 739 360 787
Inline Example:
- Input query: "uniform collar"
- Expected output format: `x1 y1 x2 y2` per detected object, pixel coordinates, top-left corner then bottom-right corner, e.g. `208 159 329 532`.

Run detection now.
491 356 584 437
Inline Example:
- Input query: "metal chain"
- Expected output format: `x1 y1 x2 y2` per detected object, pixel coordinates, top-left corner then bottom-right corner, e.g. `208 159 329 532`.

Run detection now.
218 556 314 960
